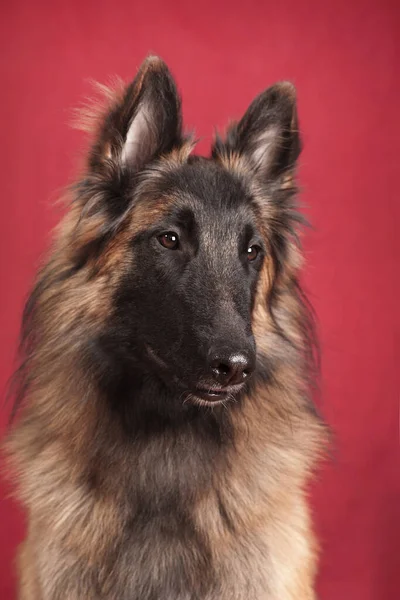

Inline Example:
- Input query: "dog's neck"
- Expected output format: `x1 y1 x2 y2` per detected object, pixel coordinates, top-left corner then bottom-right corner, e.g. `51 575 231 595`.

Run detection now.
106 364 236 445
93 366 238 518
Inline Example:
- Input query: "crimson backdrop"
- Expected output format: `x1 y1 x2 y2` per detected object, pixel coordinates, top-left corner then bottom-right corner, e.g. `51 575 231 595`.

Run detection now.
1 1 398 598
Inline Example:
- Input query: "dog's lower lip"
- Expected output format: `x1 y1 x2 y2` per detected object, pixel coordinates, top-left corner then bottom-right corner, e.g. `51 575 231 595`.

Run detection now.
196 387 226 397
193 384 243 401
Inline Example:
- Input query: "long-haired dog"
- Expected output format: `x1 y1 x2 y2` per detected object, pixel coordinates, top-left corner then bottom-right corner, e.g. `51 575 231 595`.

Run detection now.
6 56 326 599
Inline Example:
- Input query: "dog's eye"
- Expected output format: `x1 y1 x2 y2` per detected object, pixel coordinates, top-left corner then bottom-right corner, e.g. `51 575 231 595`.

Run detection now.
247 245 261 262
158 232 180 250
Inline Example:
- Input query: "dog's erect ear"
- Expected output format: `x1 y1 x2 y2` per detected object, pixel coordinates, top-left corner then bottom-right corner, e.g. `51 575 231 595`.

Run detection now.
212 82 301 180
90 56 184 173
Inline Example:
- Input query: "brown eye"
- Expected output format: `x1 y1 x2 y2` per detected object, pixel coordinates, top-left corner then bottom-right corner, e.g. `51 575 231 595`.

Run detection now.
247 245 261 262
158 232 180 250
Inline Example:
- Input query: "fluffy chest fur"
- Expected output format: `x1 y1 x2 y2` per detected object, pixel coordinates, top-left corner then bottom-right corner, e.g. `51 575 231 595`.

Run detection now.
12 382 323 600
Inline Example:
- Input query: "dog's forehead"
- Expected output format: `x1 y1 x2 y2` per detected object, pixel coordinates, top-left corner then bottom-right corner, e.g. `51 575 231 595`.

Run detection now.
130 158 261 236
165 159 255 223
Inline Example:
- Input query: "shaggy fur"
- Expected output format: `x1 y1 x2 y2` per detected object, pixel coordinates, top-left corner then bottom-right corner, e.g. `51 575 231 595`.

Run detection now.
5 56 326 600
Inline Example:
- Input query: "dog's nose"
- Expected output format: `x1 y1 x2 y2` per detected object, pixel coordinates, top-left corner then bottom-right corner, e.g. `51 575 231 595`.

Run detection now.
208 350 255 386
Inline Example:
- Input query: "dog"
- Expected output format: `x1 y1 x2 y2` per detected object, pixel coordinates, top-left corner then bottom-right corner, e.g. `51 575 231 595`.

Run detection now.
6 56 326 599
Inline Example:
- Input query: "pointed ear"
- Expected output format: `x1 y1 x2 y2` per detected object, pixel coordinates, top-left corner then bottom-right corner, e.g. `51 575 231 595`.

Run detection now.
89 56 184 173
212 82 301 180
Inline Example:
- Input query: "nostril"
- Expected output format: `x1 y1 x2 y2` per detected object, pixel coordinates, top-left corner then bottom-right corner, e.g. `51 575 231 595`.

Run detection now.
211 361 231 378
209 351 254 386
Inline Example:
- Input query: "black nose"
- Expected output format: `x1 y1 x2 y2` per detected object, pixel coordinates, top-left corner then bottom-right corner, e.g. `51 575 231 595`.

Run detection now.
209 349 255 387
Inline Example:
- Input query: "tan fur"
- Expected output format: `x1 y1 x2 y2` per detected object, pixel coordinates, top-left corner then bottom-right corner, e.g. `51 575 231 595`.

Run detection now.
9 398 324 600
217 148 250 177
5 69 326 599
6 237 325 599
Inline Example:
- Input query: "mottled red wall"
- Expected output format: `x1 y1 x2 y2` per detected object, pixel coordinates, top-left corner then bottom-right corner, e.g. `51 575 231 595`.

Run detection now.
1 1 398 598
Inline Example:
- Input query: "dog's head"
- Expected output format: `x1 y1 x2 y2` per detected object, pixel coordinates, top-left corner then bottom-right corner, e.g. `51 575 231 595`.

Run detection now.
72 56 302 407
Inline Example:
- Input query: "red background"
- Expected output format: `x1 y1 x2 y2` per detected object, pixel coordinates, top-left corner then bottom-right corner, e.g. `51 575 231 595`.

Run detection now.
1 1 398 598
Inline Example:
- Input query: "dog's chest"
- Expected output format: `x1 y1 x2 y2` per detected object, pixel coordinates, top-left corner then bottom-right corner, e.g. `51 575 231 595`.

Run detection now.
102 483 273 600
111 520 271 600
92 416 303 599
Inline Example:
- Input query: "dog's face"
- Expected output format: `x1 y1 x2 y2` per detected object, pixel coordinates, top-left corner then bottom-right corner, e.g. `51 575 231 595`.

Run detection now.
116 162 262 404
80 57 301 406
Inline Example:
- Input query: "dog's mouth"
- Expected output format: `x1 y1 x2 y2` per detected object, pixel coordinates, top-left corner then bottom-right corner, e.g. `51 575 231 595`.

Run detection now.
145 344 246 406
189 383 245 406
